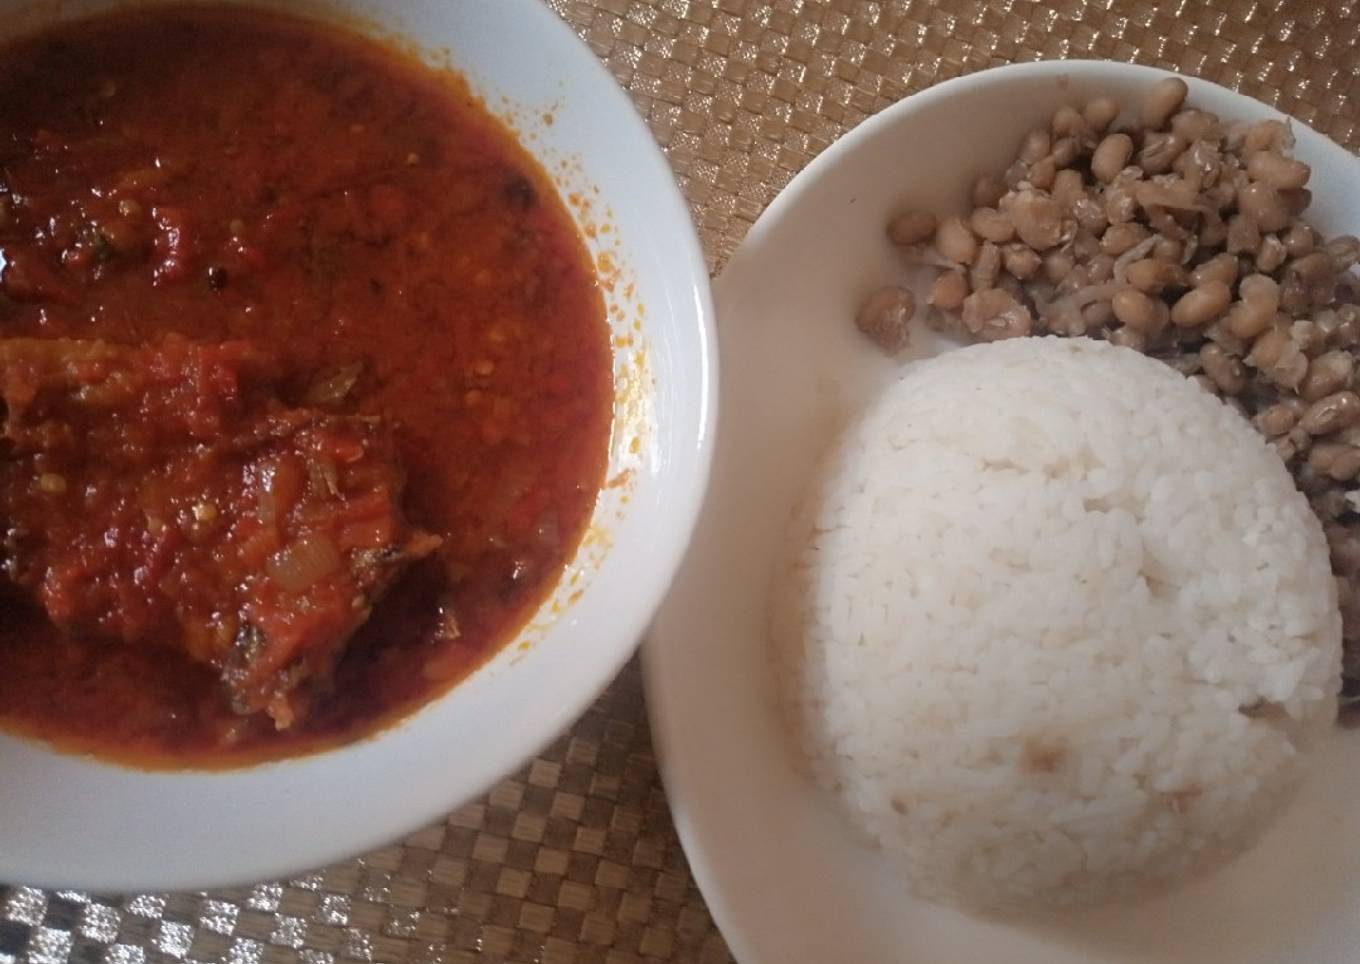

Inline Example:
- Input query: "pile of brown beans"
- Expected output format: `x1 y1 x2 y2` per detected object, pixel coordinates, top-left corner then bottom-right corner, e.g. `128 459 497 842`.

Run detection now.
858 78 1360 720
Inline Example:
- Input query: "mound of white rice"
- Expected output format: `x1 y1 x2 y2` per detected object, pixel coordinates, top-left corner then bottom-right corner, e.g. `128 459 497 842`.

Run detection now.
771 337 1341 913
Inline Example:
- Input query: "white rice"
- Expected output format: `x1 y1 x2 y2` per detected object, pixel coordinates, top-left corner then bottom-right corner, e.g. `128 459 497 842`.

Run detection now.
770 337 1341 913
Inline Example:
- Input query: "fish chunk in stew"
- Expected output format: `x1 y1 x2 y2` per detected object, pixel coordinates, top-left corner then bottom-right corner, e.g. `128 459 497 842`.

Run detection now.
0 335 439 727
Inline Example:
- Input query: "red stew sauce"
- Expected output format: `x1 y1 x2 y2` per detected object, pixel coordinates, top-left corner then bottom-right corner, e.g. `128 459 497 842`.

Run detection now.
0 6 613 765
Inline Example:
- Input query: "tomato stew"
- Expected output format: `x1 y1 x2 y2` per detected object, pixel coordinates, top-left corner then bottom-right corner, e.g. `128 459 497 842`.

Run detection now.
0 5 613 765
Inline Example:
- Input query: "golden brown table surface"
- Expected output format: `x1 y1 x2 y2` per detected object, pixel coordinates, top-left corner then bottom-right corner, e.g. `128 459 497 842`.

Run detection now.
3 1 1358 962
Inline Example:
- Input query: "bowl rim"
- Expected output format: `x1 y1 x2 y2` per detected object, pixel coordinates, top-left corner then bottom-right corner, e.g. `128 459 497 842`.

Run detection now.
0 0 717 892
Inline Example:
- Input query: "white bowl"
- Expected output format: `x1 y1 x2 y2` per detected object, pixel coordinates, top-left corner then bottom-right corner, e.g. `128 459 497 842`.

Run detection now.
0 0 715 892
647 60 1360 964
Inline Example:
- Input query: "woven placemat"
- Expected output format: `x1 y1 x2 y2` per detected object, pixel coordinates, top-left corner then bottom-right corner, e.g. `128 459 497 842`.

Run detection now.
3 1 1358 963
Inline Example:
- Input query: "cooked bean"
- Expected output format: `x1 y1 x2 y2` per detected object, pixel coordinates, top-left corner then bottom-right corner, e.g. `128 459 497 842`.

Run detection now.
971 173 1007 208
1256 234 1287 273
1283 222 1316 257
1200 342 1247 394
1112 288 1169 335
1001 244 1042 280
1316 442 1360 482
1226 298 1276 339
1082 300 1114 328
1071 230 1101 261
1027 156 1057 191
1071 197 1108 235
996 272 1029 304
1083 97 1119 133
1091 133 1134 183
1326 235 1360 271
960 288 1033 341
1190 253 1238 288
1310 443 1360 482
1328 309 1360 348
1226 215 1261 254
1205 319 1248 356
1133 177 1199 214
1146 210 1187 245
1266 341 1310 390
1280 273 1311 317
1288 250 1335 286
1301 391 1360 435
1270 431 1303 463
1204 179 1237 211
1051 169 1084 209
1173 139 1220 190
1101 222 1150 256
1140 77 1188 130
1170 109 1219 142
1247 324 1290 368
1335 575 1355 619
1048 304 1089 337
1051 136 1081 168
887 209 938 246
935 216 979 264
1291 319 1329 356
1038 251 1077 288
1280 188 1312 218
1302 350 1356 402
1254 398 1304 436
1334 307 1360 348
969 207 1015 243
1137 132 1188 174
1125 258 1185 293
1296 311 1334 349
1283 256 1338 310
1238 182 1291 233
1239 273 1280 307
1164 353 1205 377
1198 210 1229 248
1060 264 1092 292
1171 281 1232 327
1152 236 1183 263
1242 119 1290 156
970 241 1002 291
1190 372 1218 395
855 286 915 353
929 269 969 310
1289 426 1311 459
1051 105 1086 138
1327 523 1360 575
1103 175 1142 223
1247 151 1310 190
1109 326 1147 351
1019 127 1052 164
1332 519 1360 571
1087 253 1115 284
1311 486 1352 522
1182 234 1201 264
1010 191 1066 250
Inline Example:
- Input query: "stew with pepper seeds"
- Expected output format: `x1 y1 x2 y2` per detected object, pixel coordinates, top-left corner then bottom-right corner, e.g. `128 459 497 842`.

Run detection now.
0 5 613 765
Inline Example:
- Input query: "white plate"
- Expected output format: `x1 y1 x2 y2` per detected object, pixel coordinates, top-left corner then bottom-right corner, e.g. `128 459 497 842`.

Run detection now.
646 60 1360 964
0 0 715 892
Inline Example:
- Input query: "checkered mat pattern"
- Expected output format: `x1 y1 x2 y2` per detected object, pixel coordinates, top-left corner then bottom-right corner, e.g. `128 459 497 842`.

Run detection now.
5 0 1359 962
